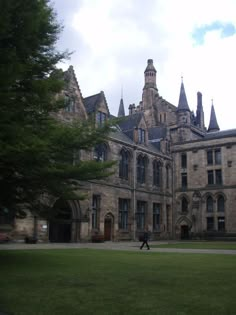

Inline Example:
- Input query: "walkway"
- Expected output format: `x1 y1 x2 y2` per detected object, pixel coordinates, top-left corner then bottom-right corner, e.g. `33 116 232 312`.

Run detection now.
1 241 236 255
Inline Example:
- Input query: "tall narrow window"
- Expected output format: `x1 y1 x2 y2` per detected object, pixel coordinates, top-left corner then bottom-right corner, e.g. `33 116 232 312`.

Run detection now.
92 195 100 229
217 196 225 212
136 201 146 230
166 165 170 189
218 217 225 231
137 156 146 184
207 151 213 165
181 153 187 168
138 128 145 144
64 94 75 113
181 197 188 213
153 203 161 231
215 149 221 165
207 217 214 231
207 170 214 185
119 150 129 180
153 160 161 187
181 173 187 188
96 111 106 126
215 170 222 185
94 144 107 162
118 199 129 230
206 196 213 212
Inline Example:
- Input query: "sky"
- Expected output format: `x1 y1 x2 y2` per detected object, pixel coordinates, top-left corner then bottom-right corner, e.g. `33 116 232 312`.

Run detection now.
52 0 236 131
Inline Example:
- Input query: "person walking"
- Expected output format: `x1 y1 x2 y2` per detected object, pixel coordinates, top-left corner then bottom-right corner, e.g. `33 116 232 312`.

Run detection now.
140 228 150 250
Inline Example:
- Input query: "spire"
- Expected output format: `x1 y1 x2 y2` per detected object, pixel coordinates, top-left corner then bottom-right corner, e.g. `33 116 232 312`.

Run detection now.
177 79 190 112
208 100 220 132
118 97 125 117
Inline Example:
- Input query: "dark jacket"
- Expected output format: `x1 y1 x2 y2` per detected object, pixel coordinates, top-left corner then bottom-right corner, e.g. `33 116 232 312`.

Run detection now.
143 231 149 241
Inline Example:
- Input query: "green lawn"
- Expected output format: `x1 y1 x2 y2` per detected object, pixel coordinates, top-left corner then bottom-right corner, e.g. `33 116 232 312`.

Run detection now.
1 249 236 315
152 241 236 250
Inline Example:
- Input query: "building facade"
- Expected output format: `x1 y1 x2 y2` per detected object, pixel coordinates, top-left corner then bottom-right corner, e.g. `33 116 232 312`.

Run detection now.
1 60 236 242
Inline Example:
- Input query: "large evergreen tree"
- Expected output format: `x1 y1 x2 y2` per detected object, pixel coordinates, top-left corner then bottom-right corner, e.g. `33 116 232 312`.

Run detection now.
0 0 115 218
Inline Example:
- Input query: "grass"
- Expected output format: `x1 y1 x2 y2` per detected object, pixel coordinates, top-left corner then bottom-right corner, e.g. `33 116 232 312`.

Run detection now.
151 241 236 250
1 249 236 315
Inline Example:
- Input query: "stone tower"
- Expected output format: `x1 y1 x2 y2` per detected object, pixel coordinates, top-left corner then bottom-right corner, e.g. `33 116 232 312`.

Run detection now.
142 59 158 110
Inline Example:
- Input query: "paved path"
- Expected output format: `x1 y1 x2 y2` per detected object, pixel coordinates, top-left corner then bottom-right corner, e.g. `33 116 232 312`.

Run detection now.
1 241 236 255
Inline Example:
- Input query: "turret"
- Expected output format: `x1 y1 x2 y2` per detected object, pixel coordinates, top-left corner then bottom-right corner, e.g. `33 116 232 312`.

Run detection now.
208 100 220 132
177 78 191 125
142 59 159 110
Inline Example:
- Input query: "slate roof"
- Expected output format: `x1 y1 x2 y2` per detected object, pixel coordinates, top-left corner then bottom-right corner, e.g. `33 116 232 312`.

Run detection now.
118 112 143 131
204 128 236 140
177 81 190 112
148 127 167 140
83 93 101 114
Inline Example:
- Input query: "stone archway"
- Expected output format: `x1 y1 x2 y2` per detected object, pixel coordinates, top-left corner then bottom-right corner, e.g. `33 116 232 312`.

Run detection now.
104 213 114 241
175 216 192 240
49 199 81 243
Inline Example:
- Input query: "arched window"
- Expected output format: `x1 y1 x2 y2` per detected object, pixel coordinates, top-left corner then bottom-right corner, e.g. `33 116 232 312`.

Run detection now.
119 150 129 180
206 196 213 212
153 160 161 187
181 197 188 213
217 196 225 212
137 155 147 184
94 144 107 162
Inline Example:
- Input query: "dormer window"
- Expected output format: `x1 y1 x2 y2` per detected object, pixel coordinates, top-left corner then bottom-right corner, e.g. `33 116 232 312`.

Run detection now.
138 128 145 144
96 111 106 126
64 94 75 113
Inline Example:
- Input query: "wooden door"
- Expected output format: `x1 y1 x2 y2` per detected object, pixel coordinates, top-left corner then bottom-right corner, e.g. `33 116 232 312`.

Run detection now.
104 218 112 241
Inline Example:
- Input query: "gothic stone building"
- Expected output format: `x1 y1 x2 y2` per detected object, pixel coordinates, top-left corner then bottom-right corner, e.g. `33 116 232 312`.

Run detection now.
2 59 236 242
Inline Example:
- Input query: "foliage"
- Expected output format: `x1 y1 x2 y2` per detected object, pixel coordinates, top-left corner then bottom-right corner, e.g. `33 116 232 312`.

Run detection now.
1 249 236 315
0 0 116 218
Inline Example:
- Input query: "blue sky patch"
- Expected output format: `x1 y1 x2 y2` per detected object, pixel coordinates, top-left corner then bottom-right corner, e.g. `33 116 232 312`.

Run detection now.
192 21 236 45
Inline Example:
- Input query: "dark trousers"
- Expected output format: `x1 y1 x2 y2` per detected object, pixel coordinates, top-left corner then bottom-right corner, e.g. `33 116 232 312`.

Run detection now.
140 240 150 249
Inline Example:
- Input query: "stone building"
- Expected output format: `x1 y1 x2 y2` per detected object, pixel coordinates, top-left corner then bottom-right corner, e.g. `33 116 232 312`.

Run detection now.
1 59 236 242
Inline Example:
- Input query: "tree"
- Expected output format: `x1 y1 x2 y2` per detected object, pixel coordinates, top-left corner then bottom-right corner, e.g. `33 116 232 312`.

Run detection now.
0 0 116 219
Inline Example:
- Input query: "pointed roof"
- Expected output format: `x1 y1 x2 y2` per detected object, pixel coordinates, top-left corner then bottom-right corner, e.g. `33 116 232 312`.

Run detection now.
118 98 125 117
83 91 110 116
208 102 220 132
144 59 157 73
177 80 190 112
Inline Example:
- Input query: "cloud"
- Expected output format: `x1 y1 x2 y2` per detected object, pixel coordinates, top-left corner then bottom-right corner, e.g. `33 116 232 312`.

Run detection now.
52 0 236 130
193 22 236 45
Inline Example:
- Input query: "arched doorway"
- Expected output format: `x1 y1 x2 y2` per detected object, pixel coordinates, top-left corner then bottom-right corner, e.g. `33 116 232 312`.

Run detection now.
175 216 192 240
49 199 72 243
104 213 114 241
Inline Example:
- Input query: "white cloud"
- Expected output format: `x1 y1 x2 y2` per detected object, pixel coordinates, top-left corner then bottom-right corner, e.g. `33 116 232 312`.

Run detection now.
54 0 236 130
